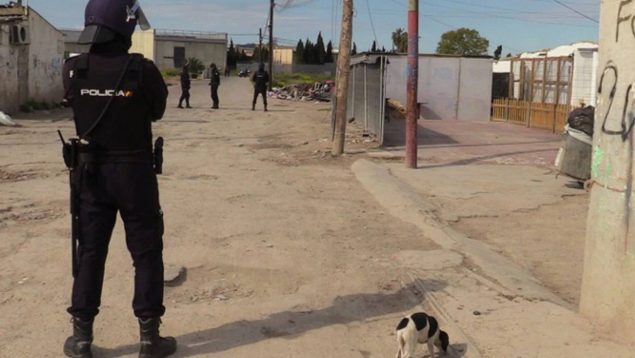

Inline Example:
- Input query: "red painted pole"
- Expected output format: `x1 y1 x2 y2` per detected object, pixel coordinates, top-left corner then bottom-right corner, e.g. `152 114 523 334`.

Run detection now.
405 0 419 169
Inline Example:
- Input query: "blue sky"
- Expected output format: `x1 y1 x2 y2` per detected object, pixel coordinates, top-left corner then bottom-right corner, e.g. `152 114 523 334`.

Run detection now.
29 0 600 55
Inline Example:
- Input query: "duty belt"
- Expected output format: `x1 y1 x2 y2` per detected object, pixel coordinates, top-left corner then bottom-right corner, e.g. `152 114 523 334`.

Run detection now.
78 149 153 164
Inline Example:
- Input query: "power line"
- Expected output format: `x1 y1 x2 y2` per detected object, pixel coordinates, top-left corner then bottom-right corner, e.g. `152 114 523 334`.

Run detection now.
550 0 598 23
364 0 378 46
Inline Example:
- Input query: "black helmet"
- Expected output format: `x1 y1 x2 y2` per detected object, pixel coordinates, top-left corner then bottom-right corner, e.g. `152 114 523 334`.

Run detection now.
258 63 265 71
78 0 151 45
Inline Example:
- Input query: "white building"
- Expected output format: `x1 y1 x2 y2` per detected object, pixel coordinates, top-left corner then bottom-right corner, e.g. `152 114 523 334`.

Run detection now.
493 42 599 107
0 2 65 114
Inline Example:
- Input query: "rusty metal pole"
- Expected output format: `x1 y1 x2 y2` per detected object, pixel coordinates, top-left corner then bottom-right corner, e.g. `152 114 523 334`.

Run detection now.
405 0 419 168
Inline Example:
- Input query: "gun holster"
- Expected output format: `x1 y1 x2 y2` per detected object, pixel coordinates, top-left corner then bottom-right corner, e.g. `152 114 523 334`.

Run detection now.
61 138 80 171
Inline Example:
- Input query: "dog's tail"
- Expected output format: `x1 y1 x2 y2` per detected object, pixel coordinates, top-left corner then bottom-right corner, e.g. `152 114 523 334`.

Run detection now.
396 332 406 358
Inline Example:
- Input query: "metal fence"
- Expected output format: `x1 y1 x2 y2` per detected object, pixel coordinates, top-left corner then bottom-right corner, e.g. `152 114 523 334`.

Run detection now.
346 55 388 144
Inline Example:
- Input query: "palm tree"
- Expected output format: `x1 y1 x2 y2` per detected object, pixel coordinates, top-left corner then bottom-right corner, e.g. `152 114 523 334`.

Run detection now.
392 28 408 53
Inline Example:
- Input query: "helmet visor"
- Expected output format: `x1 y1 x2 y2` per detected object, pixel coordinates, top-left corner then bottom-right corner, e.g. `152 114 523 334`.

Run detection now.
77 24 116 44
127 0 151 30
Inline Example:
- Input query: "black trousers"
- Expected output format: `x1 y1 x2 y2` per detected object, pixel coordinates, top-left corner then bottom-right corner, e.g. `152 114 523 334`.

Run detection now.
211 83 219 108
252 88 267 108
68 162 166 320
179 88 190 107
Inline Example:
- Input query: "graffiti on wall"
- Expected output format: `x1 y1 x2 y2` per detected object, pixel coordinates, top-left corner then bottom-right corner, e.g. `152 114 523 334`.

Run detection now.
594 2 635 252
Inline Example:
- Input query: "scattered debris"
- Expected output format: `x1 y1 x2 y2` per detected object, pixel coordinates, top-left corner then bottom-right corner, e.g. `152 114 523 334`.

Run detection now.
269 80 335 102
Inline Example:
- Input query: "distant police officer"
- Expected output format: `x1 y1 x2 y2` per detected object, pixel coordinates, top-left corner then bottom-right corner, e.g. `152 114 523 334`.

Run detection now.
208 63 221 109
251 63 270 111
178 63 191 108
61 1 176 357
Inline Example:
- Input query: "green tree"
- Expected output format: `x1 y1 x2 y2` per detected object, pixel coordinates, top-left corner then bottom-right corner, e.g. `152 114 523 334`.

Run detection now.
315 32 326 64
227 39 237 68
325 41 334 63
371 40 377 52
392 28 408 53
304 38 314 64
436 28 489 56
295 39 305 64
352 42 357 55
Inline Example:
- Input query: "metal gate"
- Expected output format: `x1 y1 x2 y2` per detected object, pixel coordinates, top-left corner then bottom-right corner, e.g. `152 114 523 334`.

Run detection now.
346 55 388 144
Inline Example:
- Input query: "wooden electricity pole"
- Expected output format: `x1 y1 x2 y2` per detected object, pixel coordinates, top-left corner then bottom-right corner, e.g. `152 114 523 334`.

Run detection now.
268 0 274 91
331 0 353 156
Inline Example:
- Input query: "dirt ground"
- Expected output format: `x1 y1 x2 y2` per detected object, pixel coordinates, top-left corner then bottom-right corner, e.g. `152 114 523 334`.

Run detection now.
381 117 588 306
0 78 445 357
0 77 630 358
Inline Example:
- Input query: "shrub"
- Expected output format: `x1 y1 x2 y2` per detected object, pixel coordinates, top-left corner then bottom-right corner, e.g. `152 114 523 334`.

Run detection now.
161 68 181 78
187 57 205 76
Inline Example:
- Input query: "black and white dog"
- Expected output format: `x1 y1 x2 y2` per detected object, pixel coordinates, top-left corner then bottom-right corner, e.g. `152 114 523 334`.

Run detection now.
395 312 449 358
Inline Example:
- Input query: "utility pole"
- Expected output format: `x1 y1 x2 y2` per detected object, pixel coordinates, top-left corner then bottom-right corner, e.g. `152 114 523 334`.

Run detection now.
268 0 274 91
580 0 635 342
331 0 353 156
405 0 419 168
259 28 263 63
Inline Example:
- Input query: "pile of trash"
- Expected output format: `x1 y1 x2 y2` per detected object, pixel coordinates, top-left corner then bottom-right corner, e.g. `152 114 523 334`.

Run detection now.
269 80 335 102
567 105 595 136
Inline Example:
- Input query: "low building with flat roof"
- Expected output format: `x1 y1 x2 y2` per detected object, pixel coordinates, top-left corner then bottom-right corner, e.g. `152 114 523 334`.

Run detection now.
0 2 64 114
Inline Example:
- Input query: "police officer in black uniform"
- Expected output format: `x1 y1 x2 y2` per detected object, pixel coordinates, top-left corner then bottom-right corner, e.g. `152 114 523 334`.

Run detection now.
178 63 191 109
208 63 221 109
251 63 270 111
61 1 176 357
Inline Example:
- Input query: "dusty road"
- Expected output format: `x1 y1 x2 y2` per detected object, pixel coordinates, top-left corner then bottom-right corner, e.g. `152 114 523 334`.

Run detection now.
0 78 442 357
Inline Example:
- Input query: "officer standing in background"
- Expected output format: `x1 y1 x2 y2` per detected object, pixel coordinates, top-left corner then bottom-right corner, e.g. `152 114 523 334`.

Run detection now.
251 63 270 112
61 0 176 357
178 62 191 109
208 63 221 109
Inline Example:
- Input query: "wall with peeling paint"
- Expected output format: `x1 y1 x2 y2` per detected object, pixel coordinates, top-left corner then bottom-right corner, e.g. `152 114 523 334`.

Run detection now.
0 7 64 114
27 9 63 105
0 23 21 113
580 0 635 343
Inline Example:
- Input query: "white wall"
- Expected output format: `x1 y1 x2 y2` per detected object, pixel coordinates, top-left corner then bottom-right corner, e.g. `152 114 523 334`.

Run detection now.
571 49 598 107
385 55 493 121
155 39 227 71
458 58 494 121
0 23 21 113
28 9 64 104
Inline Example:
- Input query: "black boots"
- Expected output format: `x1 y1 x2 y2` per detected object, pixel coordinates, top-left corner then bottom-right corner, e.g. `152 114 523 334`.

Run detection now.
252 103 256 111
64 317 94 358
139 318 177 358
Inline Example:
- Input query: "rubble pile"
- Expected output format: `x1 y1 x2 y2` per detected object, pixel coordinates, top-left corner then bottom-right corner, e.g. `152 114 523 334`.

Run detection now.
269 80 335 102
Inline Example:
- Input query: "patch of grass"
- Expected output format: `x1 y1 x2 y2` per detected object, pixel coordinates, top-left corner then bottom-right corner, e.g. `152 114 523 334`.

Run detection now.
273 73 334 88
161 68 181 78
